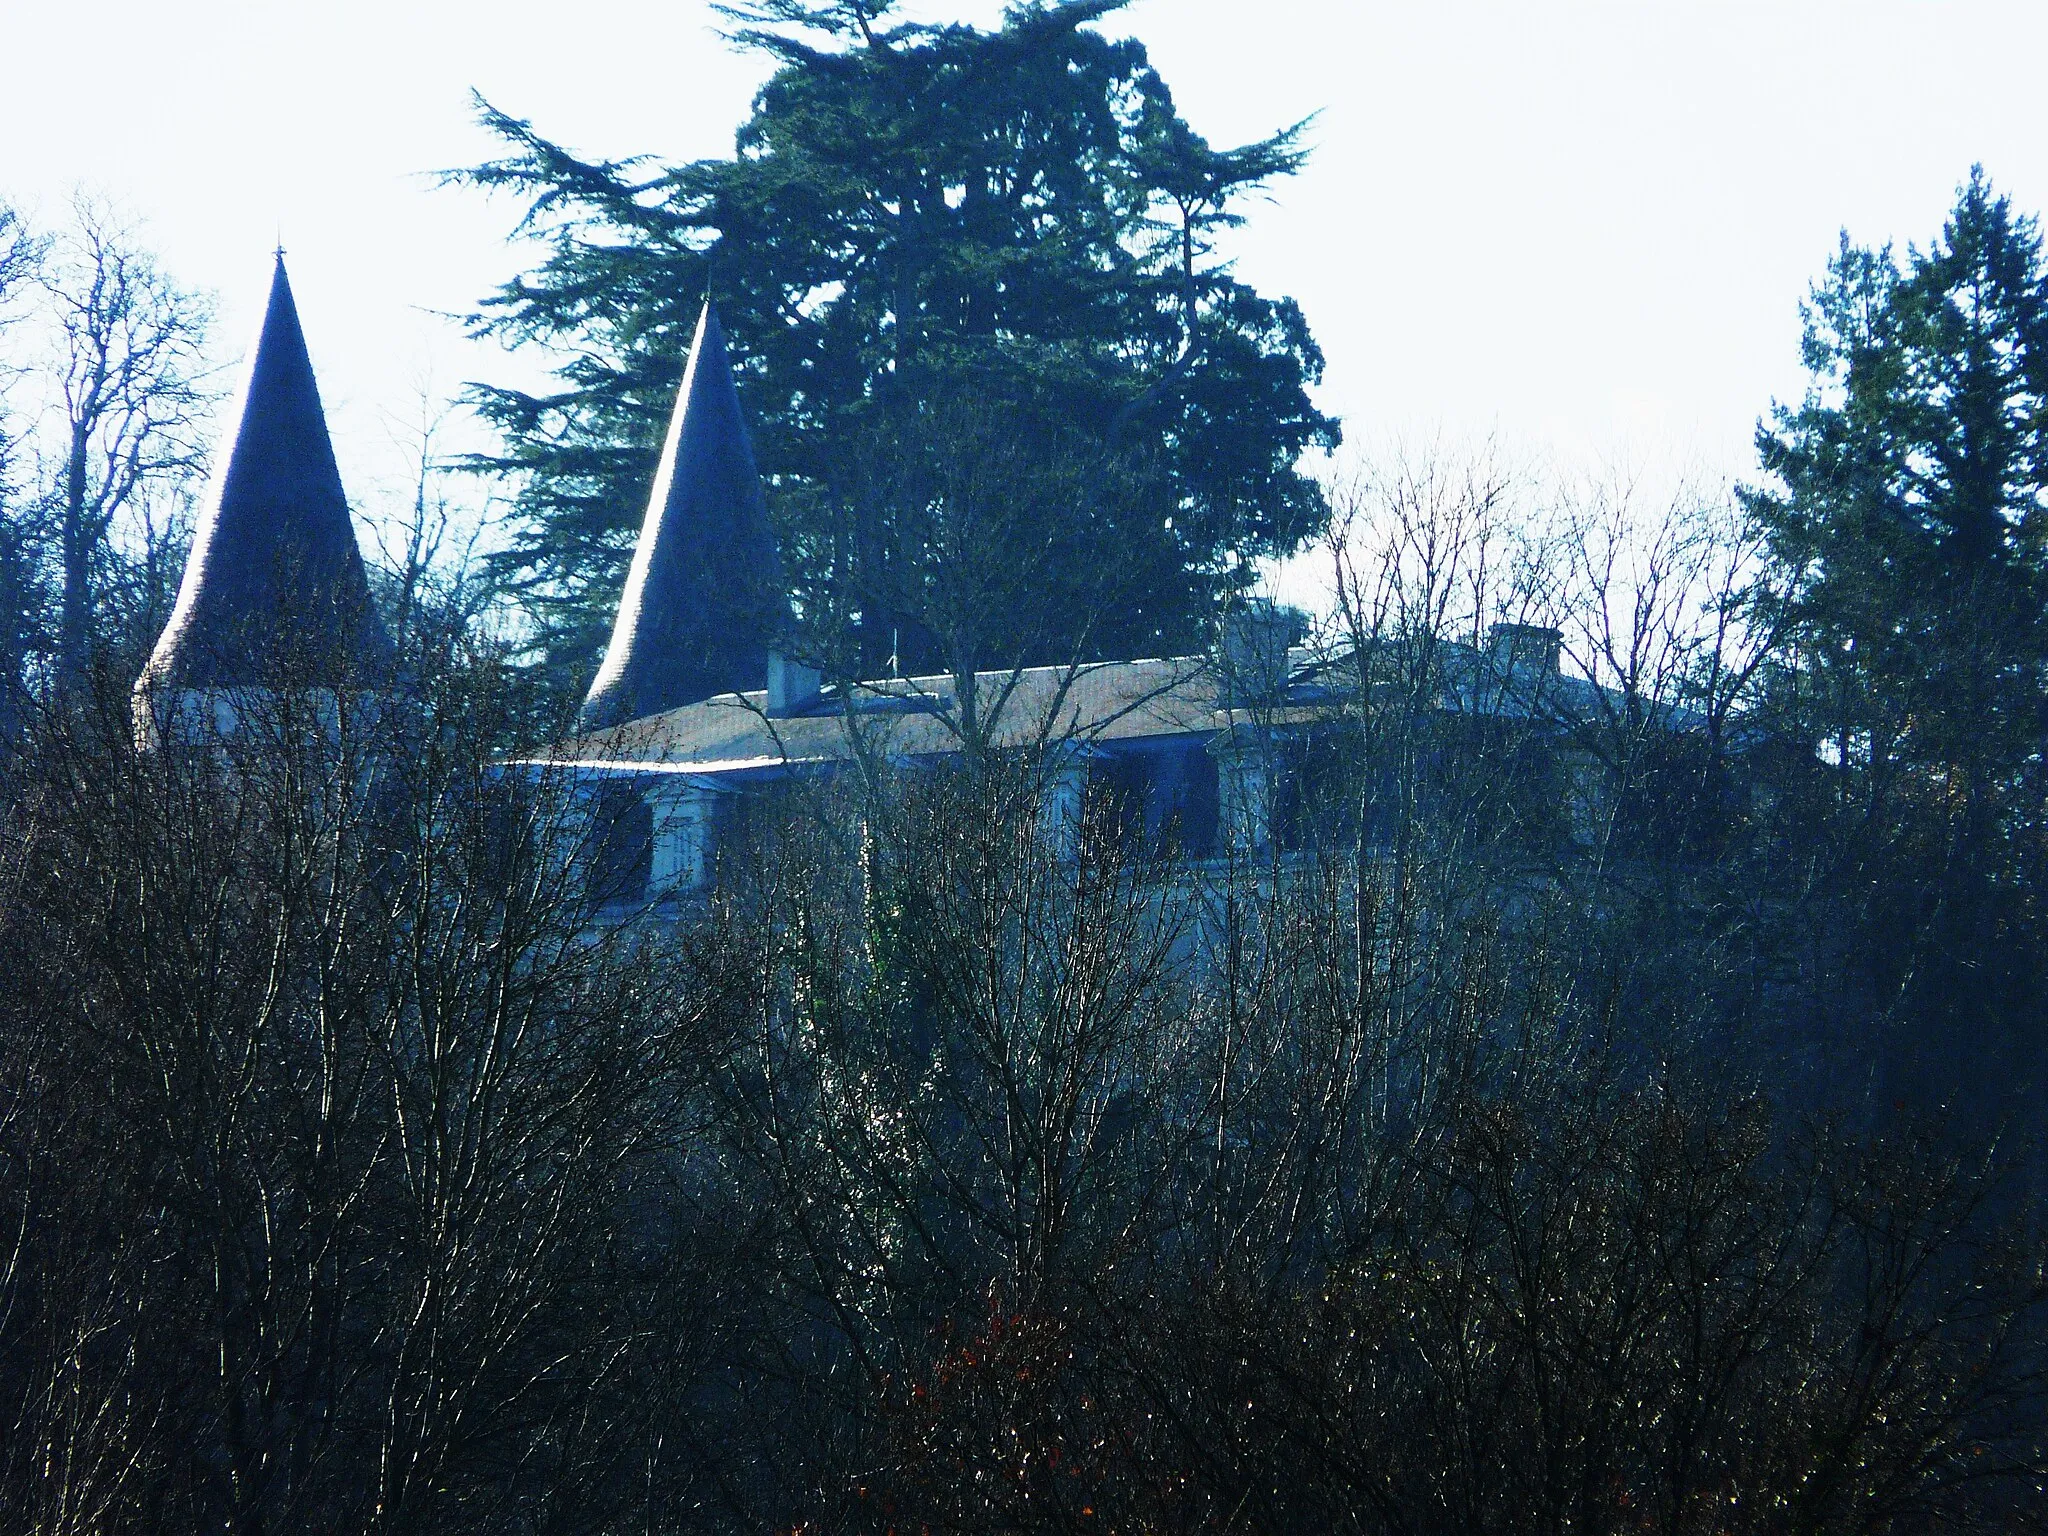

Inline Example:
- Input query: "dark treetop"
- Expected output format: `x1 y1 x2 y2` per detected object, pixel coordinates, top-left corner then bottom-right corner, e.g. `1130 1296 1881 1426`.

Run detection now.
580 301 788 728
138 256 391 691
1749 168 2048 817
457 0 1338 690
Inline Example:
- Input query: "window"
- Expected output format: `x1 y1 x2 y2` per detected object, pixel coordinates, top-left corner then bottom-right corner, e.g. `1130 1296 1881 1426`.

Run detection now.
588 784 653 906
1088 741 1220 858
1274 730 1365 852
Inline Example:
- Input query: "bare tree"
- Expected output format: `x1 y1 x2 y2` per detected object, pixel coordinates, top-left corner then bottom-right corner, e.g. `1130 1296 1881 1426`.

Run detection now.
0 652 729 1536
366 378 501 661
4 409 2045 1533
37 195 211 676
0 201 50 724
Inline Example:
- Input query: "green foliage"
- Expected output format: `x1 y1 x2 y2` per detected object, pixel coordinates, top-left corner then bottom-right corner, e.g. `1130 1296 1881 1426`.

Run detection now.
1748 168 2048 820
1745 168 2048 1107
454 0 1338 687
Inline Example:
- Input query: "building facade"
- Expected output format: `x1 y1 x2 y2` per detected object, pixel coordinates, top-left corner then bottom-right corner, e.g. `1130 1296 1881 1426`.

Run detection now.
139 260 1667 910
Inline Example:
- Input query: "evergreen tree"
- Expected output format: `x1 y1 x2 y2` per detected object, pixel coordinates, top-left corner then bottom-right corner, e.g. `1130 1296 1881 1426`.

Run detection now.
1747 168 2048 1122
1749 168 2048 840
455 0 1338 688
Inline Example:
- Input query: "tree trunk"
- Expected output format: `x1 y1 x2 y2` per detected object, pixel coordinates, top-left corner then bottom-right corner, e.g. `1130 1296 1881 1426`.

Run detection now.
60 424 91 678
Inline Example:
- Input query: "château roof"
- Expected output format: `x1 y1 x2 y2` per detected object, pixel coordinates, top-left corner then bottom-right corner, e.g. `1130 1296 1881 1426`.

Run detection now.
525 636 1705 783
579 301 789 730
533 656 1228 777
138 255 390 691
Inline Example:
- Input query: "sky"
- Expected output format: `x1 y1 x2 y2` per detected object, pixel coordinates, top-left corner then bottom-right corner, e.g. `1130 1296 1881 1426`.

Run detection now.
3 0 2046 560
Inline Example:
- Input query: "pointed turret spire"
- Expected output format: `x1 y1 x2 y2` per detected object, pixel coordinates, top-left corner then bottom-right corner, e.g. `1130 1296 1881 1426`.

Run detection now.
138 255 390 692
580 301 789 729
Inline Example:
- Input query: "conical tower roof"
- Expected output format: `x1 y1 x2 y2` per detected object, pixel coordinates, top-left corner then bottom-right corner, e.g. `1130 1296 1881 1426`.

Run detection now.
139 255 390 692
580 301 789 729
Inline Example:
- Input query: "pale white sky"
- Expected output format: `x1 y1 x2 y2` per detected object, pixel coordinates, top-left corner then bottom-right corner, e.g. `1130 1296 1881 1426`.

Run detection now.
3 0 2044 545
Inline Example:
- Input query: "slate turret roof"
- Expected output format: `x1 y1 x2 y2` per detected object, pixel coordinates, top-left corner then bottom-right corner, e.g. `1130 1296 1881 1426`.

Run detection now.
579 301 789 730
138 255 390 692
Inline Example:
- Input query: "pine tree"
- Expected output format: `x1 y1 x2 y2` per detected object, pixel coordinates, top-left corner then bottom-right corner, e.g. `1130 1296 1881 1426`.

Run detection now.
1748 169 2048 1116
1749 167 2048 841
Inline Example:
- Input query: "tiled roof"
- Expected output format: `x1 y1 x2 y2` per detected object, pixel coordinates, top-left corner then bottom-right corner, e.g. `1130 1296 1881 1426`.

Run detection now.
580 302 789 729
528 641 1708 779
138 256 390 691
534 656 1226 774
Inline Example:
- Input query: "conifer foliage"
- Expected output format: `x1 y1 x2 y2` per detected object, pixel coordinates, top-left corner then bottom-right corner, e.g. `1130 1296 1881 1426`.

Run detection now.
1750 167 2048 834
1746 169 2048 1099
455 0 1339 685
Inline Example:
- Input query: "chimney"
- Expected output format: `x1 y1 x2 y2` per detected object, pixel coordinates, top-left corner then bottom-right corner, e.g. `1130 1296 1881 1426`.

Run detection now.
767 650 822 717
1218 598 1302 707
1487 623 1562 677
